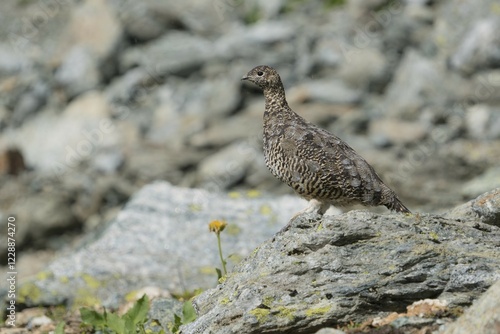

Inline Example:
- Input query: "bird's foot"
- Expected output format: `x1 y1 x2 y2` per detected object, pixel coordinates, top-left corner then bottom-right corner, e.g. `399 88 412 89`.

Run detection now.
279 200 330 233
294 199 330 218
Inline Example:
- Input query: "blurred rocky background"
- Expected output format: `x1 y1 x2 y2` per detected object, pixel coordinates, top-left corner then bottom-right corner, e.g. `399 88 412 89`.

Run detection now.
0 0 500 307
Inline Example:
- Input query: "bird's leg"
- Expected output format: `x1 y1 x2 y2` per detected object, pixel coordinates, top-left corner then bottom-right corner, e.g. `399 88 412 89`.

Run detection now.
279 200 329 230
300 199 330 216
278 200 330 234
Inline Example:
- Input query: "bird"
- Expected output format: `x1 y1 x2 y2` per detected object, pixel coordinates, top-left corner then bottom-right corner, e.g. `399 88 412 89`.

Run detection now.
241 65 411 216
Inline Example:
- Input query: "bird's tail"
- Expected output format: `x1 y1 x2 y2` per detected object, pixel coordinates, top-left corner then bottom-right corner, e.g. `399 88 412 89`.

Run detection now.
386 197 411 214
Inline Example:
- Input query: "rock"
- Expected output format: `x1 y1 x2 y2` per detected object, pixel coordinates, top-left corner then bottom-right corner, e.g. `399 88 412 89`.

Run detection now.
346 0 391 20
214 21 296 61
434 0 500 73
120 32 214 76
11 79 49 126
247 0 285 20
336 48 388 91
471 188 500 227
13 182 307 308
55 46 101 98
448 17 500 75
58 0 123 64
109 0 178 42
165 0 241 35
461 168 500 199
123 144 200 185
442 280 500 334
147 297 184 332
242 20 296 44
316 328 345 334
0 42 31 75
197 140 261 190
90 148 124 174
148 76 241 146
4 91 118 174
189 103 262 149
289 79 363 105
27 315 53 329
314 328 346 334
369 119 427 145
182 206 500 333
105 67 156 105
312 37 344 69
371 298 449 328
7 190 78 250
383 50 447 118
465 104 500 140
204 77 242 118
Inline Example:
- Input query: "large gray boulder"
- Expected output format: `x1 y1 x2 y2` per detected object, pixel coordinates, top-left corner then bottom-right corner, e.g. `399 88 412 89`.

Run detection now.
181 198 500 333
14 181 306 308
442 279 500 334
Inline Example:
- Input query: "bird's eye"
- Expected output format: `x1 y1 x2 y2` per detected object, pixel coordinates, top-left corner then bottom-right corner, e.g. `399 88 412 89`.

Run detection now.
257 71 263 76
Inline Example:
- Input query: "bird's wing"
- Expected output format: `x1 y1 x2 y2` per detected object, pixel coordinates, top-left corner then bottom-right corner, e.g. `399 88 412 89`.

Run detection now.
290 123 386 204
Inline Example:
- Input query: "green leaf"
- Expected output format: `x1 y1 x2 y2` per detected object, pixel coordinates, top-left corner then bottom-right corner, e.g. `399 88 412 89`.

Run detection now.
169 314 183 333
54 321 65 334
124 294 150 325
215 268 222 280
80 307 106 328
182 301 197 324
106 312 126 334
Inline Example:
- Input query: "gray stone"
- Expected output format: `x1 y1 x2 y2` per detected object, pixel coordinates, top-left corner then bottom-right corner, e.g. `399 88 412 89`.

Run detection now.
14 182 307 308
0 42 31 75
336 48 388 91
445 187 500 227
434 0 500 66
189 107 262 149
314 328 346 334
442 280 500 334
6 191 77 250
120 32 215 76
471 188 500 227
5 91 119 174
57 0 123 63
182 207 500 333
214 21 296 61
242 20 296 44
55 46 101 98
11 79 49 127
109 0 173 42
204 78 242 118
461 168 500 199
448 17 500 75
196 140 261 190
147 297 184 333
369 119 427 145
383 50 447 117
465 104 500 140
248 0 285 20
390 316 436 329
105 67 155 105
290 79 363 105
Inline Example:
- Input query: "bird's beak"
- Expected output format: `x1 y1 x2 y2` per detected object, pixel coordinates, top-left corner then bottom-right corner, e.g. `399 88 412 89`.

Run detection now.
241 75 249 81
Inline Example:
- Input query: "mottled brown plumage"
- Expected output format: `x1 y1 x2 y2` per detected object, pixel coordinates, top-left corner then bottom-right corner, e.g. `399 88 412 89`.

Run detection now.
242 65 410 216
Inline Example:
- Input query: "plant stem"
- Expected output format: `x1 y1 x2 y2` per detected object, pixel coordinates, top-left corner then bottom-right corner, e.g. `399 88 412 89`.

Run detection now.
216 232 227 275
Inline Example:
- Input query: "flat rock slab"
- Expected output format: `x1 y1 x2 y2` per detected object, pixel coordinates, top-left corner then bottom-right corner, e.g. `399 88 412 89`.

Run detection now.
442 279 500 334
182 211 500 334
16 182 307 308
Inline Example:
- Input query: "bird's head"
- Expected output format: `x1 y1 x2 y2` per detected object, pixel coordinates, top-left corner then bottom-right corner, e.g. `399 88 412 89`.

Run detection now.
241 65 282 90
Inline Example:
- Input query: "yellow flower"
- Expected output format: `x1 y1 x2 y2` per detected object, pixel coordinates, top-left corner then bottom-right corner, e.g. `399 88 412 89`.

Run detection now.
208 220 227 234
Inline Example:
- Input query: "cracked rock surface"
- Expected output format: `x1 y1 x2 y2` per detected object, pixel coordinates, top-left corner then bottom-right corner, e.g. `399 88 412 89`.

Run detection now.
182 209 500 333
